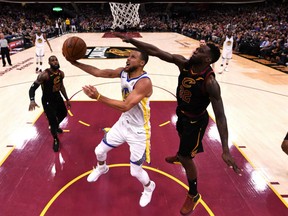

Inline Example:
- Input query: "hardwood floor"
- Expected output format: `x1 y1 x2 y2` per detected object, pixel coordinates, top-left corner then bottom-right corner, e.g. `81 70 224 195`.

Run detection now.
0 32 287 215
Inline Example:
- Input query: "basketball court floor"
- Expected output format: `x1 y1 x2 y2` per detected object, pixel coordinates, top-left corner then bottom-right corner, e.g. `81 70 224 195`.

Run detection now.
0 32 287 216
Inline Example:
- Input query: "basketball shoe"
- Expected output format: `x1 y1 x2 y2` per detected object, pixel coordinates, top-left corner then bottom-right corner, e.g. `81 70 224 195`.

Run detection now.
139 181 156 207
218 65 224 74
165 155 181 165
87 164 109 182
180 193 201 215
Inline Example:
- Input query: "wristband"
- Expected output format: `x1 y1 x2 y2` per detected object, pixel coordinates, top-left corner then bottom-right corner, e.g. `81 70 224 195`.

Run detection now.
96 93 101 101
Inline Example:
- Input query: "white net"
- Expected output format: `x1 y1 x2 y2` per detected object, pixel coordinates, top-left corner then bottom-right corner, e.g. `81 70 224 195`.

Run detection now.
109 2 140 30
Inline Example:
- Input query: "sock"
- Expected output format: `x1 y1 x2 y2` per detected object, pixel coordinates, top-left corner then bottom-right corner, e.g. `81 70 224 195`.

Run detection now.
188 178 198 196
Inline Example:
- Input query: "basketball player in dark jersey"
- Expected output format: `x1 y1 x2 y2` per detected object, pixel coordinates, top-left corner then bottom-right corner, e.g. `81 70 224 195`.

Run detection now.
28 55 71 152
282 132 288 155
116 33 241 215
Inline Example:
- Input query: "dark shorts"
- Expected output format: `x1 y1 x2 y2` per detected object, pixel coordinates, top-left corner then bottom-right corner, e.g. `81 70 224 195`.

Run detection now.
176 109 209 158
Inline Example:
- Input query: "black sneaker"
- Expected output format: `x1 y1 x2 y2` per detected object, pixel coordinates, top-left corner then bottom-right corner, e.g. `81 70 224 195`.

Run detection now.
57 128 63 133
165 155 181 165
53 137 60 152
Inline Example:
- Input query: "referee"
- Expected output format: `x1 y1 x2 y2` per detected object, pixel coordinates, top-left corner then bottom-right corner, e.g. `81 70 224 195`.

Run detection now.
0 33 12 67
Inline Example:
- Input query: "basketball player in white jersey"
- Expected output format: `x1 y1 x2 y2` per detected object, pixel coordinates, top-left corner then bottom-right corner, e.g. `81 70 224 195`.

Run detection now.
66 49 156 207
219 31 234 73
32 28 52 73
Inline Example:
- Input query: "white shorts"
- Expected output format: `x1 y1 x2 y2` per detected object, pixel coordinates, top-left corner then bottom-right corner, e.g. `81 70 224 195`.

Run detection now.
36 46 45 57
222 49 232 59
105 116 151 164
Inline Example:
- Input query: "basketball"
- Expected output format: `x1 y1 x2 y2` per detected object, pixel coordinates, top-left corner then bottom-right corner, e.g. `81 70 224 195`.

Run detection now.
62 36 87 61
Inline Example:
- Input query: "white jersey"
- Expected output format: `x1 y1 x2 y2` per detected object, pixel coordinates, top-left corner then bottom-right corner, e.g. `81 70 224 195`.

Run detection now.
35 33 45 48
104 70 152 163
120 70 151 127
222 35 233 59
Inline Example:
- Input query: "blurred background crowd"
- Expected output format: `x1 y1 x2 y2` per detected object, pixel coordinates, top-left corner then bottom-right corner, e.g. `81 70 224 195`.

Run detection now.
0 0 288 66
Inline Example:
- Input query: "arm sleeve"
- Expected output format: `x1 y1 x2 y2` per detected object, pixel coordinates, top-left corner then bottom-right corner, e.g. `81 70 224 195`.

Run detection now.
29 82 40 101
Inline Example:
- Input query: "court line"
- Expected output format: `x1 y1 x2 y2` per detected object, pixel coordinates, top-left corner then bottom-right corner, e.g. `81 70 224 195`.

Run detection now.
159 120 170 127
0 146 15 167
78 120 90 127
40 163 214 216
0 110 43 167
234 145 288 208
209 113 288 208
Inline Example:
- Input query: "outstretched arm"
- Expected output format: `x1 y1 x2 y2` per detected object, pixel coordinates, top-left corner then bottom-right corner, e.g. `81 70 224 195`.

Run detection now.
115 33 186 68
206 75 241 175
68 60 123 78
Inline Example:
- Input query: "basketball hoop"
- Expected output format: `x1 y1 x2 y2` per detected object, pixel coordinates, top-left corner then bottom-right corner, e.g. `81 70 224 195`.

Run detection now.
109 2 140 30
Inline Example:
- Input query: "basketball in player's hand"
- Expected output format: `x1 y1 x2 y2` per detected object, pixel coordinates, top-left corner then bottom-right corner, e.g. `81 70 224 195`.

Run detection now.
62 36 87 61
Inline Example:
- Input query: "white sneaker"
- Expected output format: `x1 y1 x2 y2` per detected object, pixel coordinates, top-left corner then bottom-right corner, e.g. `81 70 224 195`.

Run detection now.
87 165 109 182
139 181 156 207
218 66 223 74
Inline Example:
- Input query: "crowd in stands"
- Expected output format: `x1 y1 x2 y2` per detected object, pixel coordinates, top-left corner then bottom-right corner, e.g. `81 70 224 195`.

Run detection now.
0 0 288 66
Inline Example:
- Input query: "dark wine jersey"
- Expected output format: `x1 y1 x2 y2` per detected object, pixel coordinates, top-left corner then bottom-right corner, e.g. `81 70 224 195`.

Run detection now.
176 66 214 116
41 69 63 101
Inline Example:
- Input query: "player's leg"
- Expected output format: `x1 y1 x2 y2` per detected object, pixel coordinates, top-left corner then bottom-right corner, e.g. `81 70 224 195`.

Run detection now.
128 126 155 207
39 47 44 72
175 112 209 215
224 52 232 72
55 98 68 133
87 120 125 182
219 55 226 74
35 47 40 73
42 100 60 152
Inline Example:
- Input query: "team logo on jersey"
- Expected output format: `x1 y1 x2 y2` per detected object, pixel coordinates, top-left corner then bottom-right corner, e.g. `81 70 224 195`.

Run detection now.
84 47 137 59
182 77 196 88
226 41 232 46
122 87 130 100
